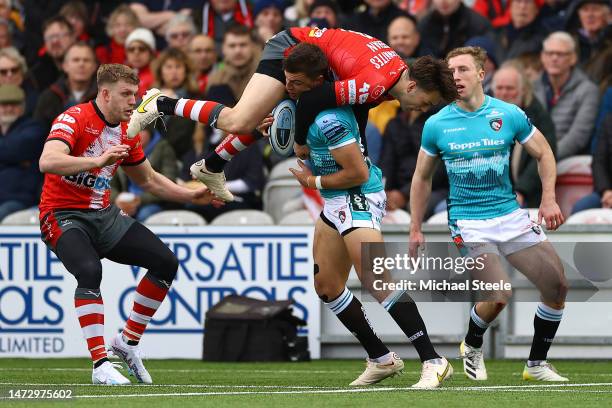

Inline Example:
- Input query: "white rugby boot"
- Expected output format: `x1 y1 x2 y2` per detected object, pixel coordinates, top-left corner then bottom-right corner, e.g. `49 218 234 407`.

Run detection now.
460 341 488 380
190 159 234 202
92 361 130 385
127 88 163 138
522 361 569 382
349 352 404 386
109 333 153 384
411 357 453 389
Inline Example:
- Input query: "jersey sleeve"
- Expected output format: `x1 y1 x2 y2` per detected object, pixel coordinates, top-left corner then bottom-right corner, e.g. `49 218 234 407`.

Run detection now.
47 108 82 151
510 105 536 144
121 134 146 166
313 111 356 150
333 57 405 106
420 117 439 156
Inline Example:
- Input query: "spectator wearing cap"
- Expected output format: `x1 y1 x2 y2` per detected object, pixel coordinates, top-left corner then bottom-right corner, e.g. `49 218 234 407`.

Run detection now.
95 4 140 64
418 0 491 58
188 34 218 94
0 84 46 222
254 0 286 43
566 0 611 67
492 60 557 208
494 0 552 61
126 28 157 98
307 0 340 28
34 42 98 131
344 0 407 43
387 15 432 61
28 15 76 92
193 0 254 53
465 36 501 94
534 31 599 160
165 14 197 52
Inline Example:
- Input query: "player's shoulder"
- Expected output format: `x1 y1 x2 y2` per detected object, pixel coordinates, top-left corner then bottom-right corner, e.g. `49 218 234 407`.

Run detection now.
63 102 94 120
314 106 354 128
487 96 525 117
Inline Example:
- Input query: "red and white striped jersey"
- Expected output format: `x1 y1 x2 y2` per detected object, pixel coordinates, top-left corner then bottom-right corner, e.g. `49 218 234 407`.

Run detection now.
39 101 145 216
289 27 407 106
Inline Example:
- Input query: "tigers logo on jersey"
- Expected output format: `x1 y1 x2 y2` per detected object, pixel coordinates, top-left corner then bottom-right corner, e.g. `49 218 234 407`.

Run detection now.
489 118 503 131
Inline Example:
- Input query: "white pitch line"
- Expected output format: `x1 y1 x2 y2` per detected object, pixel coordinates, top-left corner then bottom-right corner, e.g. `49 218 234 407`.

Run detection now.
0 367 371 374
0 382 333 389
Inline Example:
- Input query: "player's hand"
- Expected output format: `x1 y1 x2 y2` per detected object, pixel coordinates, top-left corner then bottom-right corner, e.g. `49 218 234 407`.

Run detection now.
294 143 310 160
96 144 130 168
409 228 425 258
539 197 564 230
289 159 314 188
257 115 274 137
190 186 225 207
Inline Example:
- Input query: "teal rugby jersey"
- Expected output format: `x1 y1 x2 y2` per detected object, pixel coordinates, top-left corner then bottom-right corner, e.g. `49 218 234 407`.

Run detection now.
307 106 383 199
421 96 535 220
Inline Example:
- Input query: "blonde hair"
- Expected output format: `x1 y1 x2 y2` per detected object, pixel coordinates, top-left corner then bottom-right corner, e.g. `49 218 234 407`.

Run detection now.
0 46 27 74
97 63 139 87
106 5 140 38
446 46 487 71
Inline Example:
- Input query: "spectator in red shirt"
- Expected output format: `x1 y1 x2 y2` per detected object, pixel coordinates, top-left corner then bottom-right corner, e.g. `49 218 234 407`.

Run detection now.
95 5 140 64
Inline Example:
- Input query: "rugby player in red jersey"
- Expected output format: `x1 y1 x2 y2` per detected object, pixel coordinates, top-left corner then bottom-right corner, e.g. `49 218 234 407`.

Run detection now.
127 27 457 201
39 64 220 385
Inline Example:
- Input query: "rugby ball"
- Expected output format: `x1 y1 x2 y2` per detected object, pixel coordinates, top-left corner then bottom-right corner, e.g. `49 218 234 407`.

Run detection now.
269 99 296 157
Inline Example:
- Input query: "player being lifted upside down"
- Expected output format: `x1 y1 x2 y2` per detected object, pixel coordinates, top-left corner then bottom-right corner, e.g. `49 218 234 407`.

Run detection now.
409 46 569 382
261 43 455 388
38 64 219 385
126 26 457 201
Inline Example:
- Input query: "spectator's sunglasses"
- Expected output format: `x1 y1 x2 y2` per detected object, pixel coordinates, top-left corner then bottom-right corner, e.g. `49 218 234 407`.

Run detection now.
0 66 20 76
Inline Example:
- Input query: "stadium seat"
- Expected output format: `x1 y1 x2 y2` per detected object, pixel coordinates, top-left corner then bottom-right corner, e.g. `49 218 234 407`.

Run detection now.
211 210 275 226
1 208 39 225
382 208 411 225
263 179 302 222
425 211 448 225
556 155 593 218
144 210 207 226
269 158 300 181
279 210 315 225
566 209 612 224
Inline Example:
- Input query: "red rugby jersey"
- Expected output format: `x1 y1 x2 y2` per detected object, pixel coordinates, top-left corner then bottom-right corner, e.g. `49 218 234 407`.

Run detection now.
39 101 145 216
289 27 407 106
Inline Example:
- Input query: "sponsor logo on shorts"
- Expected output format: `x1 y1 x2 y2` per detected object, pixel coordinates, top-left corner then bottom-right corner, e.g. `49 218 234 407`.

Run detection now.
60 219 72 226
531 224 542 235
489 118 503 131
339 210 346 224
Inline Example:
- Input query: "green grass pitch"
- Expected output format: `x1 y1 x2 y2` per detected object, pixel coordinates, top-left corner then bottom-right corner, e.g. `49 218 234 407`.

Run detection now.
0 359 611 407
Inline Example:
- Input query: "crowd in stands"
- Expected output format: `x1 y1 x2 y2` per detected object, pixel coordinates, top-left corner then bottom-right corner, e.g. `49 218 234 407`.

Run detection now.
0 0 610 224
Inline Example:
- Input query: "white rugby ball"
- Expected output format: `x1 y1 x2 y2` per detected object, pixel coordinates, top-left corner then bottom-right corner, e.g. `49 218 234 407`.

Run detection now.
269 99 296 157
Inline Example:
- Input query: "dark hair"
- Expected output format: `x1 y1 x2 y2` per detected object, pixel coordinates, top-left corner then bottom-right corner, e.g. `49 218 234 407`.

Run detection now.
283 43 328 79
152 47 199 94
43 15 74 35
223 24 257 43
408 55 458 103
59 1 89 26
97 64 139 87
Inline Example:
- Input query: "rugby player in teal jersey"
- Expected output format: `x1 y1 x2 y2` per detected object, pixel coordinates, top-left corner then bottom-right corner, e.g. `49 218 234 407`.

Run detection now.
261 43 457 389
409 46 569 382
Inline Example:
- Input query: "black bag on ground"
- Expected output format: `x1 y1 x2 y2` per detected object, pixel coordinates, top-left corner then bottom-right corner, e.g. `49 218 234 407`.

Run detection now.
202 295 310 362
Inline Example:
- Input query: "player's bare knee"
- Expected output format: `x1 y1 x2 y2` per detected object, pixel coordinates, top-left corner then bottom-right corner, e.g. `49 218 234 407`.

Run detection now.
314 274 342 303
